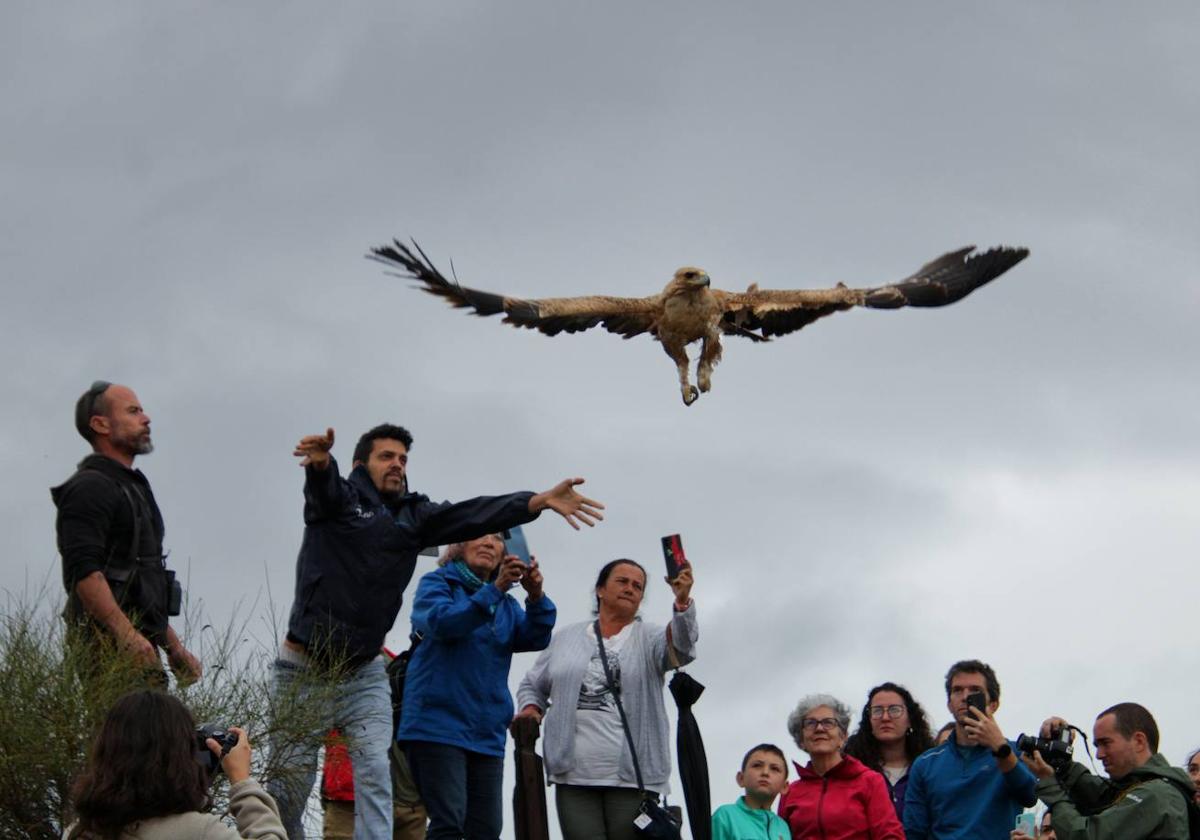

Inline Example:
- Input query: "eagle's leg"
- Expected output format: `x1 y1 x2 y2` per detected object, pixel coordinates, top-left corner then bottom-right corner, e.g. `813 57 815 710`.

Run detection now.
697 331 723 393
662 341 699 406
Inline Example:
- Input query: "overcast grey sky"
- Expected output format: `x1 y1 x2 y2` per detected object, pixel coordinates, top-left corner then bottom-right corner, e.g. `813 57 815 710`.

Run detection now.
3 2 1198 835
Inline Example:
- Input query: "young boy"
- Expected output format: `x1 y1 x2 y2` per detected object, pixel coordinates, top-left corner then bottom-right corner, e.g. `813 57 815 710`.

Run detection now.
711 743 790 840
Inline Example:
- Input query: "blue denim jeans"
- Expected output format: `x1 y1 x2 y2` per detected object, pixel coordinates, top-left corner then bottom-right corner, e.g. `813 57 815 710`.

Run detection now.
405 740 504 840
266 656 394 840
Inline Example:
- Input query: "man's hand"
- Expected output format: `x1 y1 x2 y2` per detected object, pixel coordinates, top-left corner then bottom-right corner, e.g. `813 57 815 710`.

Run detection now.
667 566 694 607
294 428 335 469
493 556 526 592
167 646 203 686
520 557 544 601
118 626 160 669
529 478 605 530
1040 716 1071 739
165 627 202 685
514 704 543 724
963 706 1008 752
1010 830 1035 840
1021 749 1056 780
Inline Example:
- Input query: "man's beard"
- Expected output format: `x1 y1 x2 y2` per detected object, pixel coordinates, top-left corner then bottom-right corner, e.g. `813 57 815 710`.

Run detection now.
114 429 153 457
380 476 406 505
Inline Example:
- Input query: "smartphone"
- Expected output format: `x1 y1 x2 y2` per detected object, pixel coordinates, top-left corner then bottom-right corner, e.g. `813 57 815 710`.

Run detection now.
503 526 531 565
660 534 689 579
1014 813 1036 835
966 691 987 717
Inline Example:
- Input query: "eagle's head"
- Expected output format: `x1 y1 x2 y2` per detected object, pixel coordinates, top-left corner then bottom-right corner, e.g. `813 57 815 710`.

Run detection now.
665 267 711 296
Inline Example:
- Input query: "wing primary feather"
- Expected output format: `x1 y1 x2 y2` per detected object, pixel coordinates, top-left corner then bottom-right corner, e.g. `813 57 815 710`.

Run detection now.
864 245 1029 309
368 239 508 316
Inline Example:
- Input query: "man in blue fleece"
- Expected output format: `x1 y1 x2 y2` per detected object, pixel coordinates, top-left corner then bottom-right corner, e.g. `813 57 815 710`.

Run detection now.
904 659 1037 839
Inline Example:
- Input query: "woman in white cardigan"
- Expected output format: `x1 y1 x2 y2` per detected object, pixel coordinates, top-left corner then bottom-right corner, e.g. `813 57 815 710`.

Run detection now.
515 558 697 840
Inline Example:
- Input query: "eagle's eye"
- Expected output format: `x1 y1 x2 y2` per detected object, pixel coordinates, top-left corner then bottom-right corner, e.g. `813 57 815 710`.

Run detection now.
682 271 696 279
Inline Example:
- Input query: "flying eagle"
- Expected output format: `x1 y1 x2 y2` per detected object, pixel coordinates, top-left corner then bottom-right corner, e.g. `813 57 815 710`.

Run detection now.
369 240 1029 406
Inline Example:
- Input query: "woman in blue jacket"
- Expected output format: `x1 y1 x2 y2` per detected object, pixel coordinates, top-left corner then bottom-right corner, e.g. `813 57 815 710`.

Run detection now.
398 532 556 840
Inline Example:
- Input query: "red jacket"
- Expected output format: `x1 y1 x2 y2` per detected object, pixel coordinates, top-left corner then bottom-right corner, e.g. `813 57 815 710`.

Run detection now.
777 755 904 840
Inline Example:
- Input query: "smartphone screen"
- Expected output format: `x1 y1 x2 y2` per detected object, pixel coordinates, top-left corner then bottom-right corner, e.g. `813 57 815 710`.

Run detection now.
503 526 531 565
660 534 688 579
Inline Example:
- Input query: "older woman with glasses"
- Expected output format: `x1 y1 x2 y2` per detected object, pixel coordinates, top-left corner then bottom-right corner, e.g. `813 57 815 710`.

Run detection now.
778 693 904 840
844 681 935 821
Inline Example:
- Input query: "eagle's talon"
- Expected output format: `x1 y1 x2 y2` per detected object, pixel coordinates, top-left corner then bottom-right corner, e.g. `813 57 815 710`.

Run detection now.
682 386 699 406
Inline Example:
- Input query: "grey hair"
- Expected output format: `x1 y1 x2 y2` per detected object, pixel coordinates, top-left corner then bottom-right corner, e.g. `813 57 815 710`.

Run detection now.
437 542 466 567
786 693 852 747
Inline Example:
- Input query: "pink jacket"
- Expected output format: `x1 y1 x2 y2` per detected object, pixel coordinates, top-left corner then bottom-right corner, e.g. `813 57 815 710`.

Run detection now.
777 755 904 840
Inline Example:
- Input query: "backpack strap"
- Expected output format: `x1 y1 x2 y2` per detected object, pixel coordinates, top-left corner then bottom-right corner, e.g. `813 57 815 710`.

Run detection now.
102 482 143 584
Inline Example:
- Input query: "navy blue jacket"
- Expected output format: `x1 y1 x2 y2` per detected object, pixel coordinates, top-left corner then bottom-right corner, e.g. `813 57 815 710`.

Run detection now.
286 456 538 662
397 562 556 757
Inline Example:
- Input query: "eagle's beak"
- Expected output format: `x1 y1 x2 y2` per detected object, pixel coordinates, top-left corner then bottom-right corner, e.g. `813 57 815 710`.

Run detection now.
698 274 711 288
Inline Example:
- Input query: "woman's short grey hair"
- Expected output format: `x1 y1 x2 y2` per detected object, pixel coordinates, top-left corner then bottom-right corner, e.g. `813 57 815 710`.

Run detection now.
786 693 852 747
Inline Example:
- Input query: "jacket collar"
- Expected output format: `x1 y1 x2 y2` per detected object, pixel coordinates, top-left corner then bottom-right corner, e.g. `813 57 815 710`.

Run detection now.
795 754 866 781
77 452 146 482
735 795 781 817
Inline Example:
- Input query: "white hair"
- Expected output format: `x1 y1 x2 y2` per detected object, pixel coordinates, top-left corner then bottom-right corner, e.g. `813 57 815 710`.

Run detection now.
786 693 852 747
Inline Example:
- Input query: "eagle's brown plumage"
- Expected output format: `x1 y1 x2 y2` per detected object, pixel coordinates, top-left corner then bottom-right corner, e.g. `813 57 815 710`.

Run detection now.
368 240 1029 406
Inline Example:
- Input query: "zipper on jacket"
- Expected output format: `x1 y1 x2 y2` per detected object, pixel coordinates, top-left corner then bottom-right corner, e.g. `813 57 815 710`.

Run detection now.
817 776 828 840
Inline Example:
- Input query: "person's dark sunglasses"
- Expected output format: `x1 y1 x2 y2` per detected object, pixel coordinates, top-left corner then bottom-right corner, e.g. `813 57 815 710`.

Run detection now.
74 380 112 438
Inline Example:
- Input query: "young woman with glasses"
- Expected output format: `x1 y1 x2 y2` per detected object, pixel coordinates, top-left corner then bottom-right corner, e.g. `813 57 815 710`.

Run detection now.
843 681 936 822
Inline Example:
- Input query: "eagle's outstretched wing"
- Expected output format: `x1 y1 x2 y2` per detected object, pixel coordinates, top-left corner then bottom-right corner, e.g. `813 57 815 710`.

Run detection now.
369 240 661 339
716 245 1029 339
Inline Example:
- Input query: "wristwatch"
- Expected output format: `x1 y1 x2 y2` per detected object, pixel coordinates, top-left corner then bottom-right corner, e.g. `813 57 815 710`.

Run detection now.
993 743 1013 760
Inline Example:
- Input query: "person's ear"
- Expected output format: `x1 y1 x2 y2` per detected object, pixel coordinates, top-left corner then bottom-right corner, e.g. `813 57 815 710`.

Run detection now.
735 770 745 787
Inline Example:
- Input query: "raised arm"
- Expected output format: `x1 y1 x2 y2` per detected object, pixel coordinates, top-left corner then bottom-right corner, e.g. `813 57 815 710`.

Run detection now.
512 559 556 653
294 429 353 522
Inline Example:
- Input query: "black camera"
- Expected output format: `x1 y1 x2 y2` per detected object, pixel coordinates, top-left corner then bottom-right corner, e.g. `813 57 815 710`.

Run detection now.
1016 728 1074 771
195 724 239 775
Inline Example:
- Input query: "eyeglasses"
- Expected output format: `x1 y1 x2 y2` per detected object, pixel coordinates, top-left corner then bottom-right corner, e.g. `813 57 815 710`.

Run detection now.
869 704 906 720
801 717 841 732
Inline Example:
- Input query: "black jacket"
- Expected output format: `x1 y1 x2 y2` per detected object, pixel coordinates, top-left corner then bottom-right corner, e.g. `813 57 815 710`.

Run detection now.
51 454 171 643
286 456 539 663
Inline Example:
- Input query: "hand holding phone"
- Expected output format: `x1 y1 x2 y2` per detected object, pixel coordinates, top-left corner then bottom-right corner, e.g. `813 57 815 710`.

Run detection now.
1014 812 1036 836
966 691 987 718
661 534 689 580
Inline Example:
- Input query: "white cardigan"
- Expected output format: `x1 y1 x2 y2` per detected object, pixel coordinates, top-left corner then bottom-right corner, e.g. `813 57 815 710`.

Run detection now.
516 603 698 790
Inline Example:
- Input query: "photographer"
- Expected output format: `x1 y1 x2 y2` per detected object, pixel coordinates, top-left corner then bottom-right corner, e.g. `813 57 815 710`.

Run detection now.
1022 703 1193 839
67 689 285 839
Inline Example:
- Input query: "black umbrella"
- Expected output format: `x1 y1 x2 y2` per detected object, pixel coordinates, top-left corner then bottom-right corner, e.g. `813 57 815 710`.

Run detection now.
510 716 550 840
669 670 711 840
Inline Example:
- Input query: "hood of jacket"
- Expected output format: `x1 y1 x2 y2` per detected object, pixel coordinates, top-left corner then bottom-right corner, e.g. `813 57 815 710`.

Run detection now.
1121 752 1195 791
